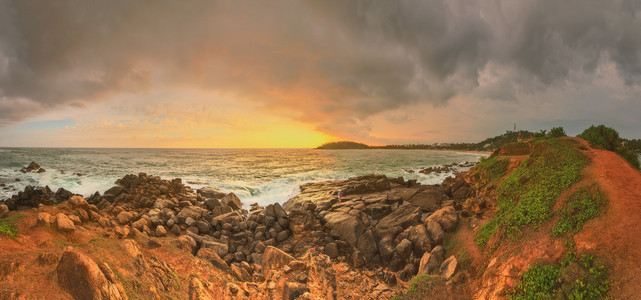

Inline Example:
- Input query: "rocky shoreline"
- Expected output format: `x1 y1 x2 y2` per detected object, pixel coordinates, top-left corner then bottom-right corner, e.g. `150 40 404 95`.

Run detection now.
0 161 478 299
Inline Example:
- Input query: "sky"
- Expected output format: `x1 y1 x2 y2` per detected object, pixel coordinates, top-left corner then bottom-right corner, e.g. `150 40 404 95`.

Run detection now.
1 0 641 148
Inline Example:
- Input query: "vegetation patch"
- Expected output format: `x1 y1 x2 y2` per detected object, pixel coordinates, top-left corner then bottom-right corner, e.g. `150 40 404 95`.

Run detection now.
394 274 446 300
512 246 609 299
553 184 606 237
475 139 589 247
470 156 510 188
0 214 25 238
578 124 640 170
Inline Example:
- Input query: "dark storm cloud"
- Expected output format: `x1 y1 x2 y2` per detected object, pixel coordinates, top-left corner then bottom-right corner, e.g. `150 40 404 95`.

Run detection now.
1 0 640 135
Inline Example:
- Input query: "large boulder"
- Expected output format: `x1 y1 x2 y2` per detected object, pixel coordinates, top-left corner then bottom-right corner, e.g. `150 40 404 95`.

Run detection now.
417 253 439 275
375 204 421 231
262 246 294 276
323 212 365 246
426 206 458 232
440 255 459 279
201 239 229 258
425 219 445 246
221 193 242 211
56 250 126 299
56 213 76 232
356 230 381 265
407 186 449 212
407 224 432 255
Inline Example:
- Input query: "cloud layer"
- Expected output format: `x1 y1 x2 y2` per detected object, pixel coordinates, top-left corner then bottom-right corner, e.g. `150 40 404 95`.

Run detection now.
1 0 641 144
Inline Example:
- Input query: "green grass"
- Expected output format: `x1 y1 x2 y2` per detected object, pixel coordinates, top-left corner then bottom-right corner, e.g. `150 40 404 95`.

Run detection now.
501 142 532 155
475 139 589 247
553 184 606 237
0 214 25 238
471 156 510 188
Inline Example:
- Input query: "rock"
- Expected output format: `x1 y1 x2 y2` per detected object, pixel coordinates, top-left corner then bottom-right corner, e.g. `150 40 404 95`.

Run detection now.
68 195 90 209
131 218 148 231
56 213 76 232
440 255 459 279
357 230 381 265
324 243 339 259
408 224 432 255
156 225 167 237
204 198 221 210
283 282 308 300
395 239 413 261
196 248 229 271
25 161 41 172
0 204 9 217
198 186 226 199
407 186 449 212
273 203 287 219
375 204 421 231
231 264 251 281
116 211 133 225
37 212 52 225
417 253 439 275
201 240 229 258
425 219 445 245
121 239 142 258
177 206 205 223
426 206 458 232
195 221 210 235
171 224 181 235
430 245 445 264
262 246 294 276
221 193 242 211
104 186 125 197
188 277 213 300
323 212 365 246
56 250 126 300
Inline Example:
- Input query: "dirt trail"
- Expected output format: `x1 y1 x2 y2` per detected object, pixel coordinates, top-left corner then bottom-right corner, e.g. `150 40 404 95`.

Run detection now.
573 138 641 298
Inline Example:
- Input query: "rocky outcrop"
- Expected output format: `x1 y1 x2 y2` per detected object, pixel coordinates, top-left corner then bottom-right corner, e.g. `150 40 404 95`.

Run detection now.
56 250 127 300
4 185 74 210
20 161 46 173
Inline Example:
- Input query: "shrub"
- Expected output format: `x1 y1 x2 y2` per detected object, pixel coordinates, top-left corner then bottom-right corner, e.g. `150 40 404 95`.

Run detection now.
0 215 24 238
578 124 640 170
512 265 561 299
549 127 567 137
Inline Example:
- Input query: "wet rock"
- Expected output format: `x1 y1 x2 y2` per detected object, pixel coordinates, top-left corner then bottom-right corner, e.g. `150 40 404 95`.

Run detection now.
417 253 439 275
440 255 459 279
56 250 126 300
56 213 75 232
283 282 308 300
426 206 458 232
273 203 287 219
262 246 294 276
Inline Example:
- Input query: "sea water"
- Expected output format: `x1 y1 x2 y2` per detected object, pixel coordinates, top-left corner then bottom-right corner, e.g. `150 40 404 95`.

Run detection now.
0 148 487 206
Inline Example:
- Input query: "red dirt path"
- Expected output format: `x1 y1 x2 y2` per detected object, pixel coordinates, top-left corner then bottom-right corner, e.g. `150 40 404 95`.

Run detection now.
573 138 641 298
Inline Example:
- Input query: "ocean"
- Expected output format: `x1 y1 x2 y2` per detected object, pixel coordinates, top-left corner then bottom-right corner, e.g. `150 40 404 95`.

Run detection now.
0 148 487 207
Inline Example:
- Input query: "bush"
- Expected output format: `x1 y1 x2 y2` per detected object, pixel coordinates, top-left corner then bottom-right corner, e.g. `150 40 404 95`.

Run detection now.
578 124 640 170
549 127 567 137
512 265 561 299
